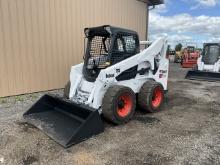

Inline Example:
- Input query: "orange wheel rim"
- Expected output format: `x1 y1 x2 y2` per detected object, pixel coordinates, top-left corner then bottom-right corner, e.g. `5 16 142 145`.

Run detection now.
152 87 163 108
117 94 133 117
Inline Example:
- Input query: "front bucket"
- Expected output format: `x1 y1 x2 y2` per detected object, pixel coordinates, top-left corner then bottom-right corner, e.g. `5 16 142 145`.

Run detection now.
23 94 104 148
185 70 220 82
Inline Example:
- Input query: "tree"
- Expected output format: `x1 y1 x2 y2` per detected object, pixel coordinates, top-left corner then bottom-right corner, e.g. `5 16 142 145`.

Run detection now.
167 44 171 53
175 43 183 51
166 44 171 57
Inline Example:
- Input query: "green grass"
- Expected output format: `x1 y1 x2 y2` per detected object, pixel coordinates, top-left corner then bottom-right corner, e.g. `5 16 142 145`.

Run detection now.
30 94 38 99
0 98 7 104
15 96 25 102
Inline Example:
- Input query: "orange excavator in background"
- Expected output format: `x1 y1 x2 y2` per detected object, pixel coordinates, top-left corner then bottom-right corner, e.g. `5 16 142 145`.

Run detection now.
181 46 200 68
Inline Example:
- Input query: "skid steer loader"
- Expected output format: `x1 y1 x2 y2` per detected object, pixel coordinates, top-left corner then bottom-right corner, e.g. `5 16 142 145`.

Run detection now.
186 43 220 81
24 25 169 148
181 46 200 68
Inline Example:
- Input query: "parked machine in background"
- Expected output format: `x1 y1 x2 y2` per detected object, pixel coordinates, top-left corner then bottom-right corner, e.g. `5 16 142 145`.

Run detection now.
169 50 176 56
23 25 169 148
186 43 220 81
181 46 200 68
174 50 182 63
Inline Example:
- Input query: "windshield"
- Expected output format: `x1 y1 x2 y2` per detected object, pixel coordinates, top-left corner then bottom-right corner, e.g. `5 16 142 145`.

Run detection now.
203 45 220 57
86 35 111 69
187 46 195 53
202 44 220 64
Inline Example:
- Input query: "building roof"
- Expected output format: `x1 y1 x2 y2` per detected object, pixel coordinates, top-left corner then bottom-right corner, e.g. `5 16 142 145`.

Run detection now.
137 0 164 6
84 25 138 37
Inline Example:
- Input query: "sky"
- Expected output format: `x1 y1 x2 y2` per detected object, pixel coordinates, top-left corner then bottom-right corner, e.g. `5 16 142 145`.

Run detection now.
148 0 220 48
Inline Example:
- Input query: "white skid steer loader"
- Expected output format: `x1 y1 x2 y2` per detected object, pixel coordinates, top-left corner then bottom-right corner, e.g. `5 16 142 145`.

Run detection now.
24 25 169 148
186 43 220 81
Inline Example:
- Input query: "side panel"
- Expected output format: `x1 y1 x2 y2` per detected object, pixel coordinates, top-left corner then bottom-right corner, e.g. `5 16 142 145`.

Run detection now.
69 63 84 98
88 38 169 109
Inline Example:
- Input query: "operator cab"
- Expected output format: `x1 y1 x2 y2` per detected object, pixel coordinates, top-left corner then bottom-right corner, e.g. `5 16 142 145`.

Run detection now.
202 43 220 65
83 25 140 82
187 46 195 53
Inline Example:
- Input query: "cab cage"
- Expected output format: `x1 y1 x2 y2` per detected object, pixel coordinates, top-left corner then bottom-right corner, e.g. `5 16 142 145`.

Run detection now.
202 43 220 65
83 25 140 82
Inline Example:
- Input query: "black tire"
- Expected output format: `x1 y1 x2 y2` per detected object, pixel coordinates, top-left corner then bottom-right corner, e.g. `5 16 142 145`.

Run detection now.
192 64 198 71
138 80 164 113
174 55 179 63
174 56 177 63
180 57 183 65
102 85 136 125
63 81 70 99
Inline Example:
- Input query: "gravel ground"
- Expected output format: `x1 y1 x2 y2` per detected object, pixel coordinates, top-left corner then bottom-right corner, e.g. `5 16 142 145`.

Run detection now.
0 62 220 165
